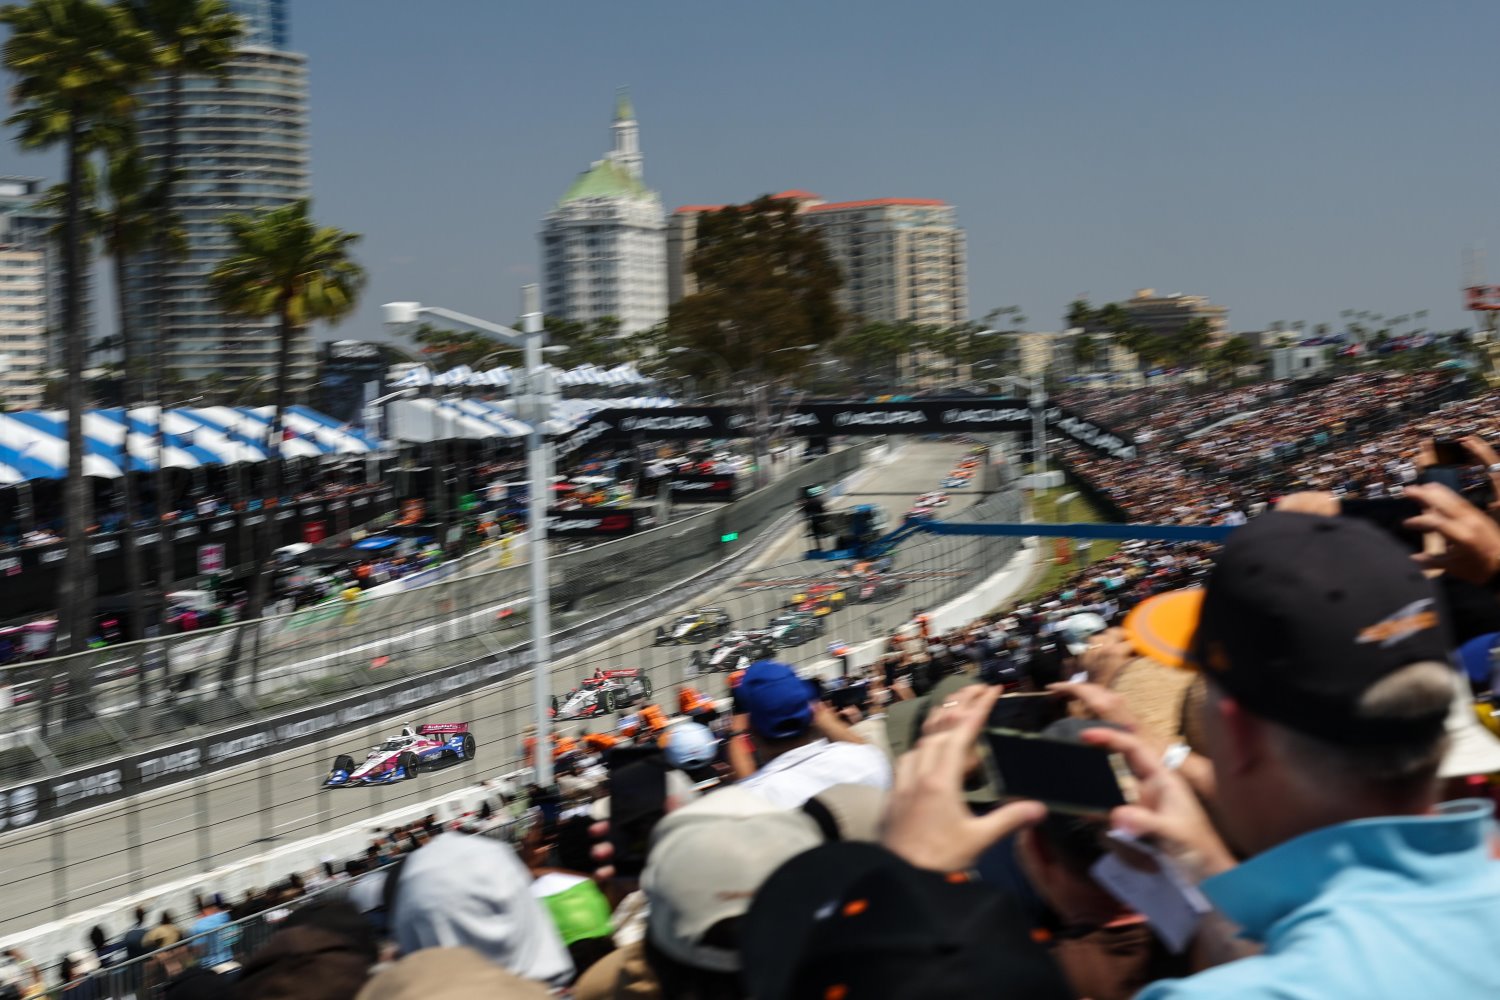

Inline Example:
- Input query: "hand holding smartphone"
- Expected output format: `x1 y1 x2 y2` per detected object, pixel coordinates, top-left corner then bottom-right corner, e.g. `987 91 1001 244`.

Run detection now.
983 728 1134 817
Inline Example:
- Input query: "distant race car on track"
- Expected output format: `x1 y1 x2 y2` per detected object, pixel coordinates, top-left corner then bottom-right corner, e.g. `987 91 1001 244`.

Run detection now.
325 723 475 788
551 668 654 720
786 581 848 616
691 632 776 673
914 491 949 508
941 476 968 489
654 608 732 645
764 610 825 646
854 572 907 603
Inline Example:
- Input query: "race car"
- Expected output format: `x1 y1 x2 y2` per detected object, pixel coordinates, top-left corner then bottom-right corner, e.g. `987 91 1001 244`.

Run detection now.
763 610 825 647
914 491 949 508
690 632 776 673
325 723 475 787
654 608 732 645
853 572 906 604
785 581 848 616
551 668 654 720
941 476 969 489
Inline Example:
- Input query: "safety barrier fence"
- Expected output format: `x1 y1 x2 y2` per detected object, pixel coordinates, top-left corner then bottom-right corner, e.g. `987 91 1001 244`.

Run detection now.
0 444 1021 934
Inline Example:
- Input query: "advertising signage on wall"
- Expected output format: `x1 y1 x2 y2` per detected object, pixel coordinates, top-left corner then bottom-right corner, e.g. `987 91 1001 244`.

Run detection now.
553 399 1136 460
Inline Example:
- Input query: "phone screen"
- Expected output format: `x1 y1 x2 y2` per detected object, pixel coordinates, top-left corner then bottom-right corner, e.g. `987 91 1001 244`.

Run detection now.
1433 439 1470 466
1340 498 1425 552
606 747 667 879
985 692 1067 733
984 730 1130 815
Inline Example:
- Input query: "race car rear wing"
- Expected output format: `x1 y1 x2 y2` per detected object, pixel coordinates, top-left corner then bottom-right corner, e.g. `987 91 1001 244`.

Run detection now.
416 723 469 735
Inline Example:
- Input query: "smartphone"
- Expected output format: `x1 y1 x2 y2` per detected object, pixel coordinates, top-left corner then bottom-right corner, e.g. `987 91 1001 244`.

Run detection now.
827 682 869 711
1421 466 1466 494
984 729 1132 816
1340 497 1425 552
606 747 667 879
985 692 1067 733
1433 439 1470 466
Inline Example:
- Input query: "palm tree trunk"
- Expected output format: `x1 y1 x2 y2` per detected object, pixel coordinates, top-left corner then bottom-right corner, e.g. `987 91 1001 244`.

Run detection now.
154 67 184 620
113 241 149 711
223 296 294 693
54 112 95 729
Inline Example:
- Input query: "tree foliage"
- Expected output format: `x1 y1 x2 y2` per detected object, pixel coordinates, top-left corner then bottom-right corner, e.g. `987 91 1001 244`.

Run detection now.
665 196 842 379
2 0 155 676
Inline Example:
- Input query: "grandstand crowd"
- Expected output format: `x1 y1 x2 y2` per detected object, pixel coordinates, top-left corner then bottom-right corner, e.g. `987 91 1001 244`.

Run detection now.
11 369 1500 998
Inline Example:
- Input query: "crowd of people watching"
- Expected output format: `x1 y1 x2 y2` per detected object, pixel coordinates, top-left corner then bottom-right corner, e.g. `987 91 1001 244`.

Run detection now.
14 369 1500 997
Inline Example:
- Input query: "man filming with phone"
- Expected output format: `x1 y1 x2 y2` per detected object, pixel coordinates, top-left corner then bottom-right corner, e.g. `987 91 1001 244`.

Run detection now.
1079 511 1500 998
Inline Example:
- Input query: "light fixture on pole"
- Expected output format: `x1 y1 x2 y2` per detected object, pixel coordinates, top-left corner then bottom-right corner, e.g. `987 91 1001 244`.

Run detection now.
383 288 560 786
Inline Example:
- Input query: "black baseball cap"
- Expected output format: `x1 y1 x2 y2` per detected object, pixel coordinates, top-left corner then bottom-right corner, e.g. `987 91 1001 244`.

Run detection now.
1190 511 1451 745
741 842 1071 1000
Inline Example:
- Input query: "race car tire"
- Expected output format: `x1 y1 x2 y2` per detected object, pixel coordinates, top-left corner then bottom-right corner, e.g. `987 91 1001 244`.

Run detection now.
400 751 419 779
331 754 355 778
550 695 559 715
641 674 654 699
460 733 476 761
690 651 705 671
601 689 618 714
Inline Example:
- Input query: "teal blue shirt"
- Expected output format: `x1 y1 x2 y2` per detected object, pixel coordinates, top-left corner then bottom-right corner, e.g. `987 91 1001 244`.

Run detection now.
1138 800 1500 999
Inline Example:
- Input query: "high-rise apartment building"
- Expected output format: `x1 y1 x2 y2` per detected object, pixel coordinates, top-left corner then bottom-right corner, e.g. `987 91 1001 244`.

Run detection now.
123 0 311 387
540 92 667 334
0 176 94 372
0 245 48 409
1116 288 1229 345
668 191 967 326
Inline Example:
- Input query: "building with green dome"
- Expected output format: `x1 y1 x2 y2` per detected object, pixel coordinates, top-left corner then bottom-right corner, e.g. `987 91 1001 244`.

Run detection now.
540 91 667 334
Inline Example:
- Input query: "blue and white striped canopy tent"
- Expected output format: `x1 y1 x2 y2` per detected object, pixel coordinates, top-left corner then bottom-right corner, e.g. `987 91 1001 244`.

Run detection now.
388 362 652 391
0 405 378 481
385 396 676 443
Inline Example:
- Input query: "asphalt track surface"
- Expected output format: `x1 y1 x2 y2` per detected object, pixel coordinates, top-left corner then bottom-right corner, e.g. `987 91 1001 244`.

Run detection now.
1 443 991 933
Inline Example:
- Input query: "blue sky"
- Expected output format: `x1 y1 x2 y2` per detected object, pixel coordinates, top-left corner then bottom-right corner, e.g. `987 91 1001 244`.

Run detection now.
5 0 1500 342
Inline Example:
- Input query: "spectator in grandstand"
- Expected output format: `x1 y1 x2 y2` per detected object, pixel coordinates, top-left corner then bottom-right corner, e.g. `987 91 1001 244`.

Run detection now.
1086 512 1500 998
141 911 183 952
1011 719 1192 999
119 907 151 961
743 840 1072 1000
732 660 891 808
599 796 829 999
383 833 574 990
353 947 552 1000
234 901 376 1000
190 894 236 971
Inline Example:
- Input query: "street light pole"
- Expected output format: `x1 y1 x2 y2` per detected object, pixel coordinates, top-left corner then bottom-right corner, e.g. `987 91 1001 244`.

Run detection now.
520 287 555 786
382 289 558 786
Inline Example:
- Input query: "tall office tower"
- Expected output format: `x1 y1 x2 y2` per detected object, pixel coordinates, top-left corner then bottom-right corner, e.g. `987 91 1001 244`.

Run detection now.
540 91 667 334
0 176 95 374
123 0 311 388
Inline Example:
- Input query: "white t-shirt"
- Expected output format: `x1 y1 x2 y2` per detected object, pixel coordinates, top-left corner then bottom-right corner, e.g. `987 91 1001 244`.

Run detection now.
736 738 892 808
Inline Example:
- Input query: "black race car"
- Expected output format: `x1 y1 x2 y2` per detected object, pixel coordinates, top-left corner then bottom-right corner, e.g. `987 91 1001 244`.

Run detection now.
654 608 732 645
854 572 907 603
690 631 776 673
763 611 825 647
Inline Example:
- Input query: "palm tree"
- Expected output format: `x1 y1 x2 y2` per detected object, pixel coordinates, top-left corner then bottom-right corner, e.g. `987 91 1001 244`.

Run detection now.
97 145 185 679
126 0 243 602
210 199 364 689
1065 299 1094 330
1 0 153 727
1070 331 1100 373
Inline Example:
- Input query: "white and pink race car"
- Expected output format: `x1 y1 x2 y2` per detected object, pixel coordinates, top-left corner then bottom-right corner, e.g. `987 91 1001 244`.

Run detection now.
324 723 475 788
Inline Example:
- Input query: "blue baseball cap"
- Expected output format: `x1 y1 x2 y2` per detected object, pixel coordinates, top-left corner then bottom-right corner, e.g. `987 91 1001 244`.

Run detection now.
739 661 814 739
